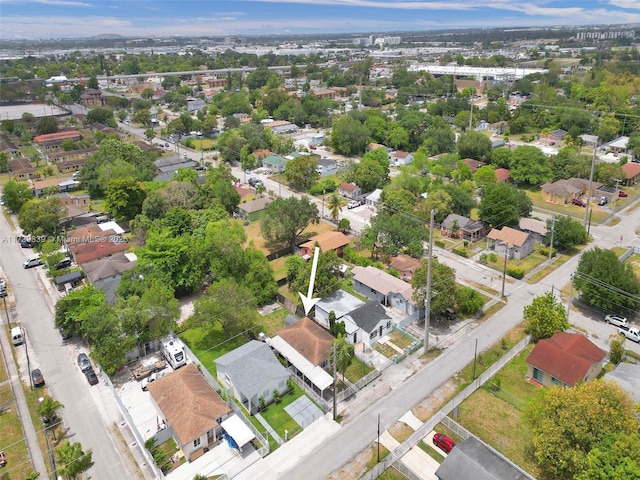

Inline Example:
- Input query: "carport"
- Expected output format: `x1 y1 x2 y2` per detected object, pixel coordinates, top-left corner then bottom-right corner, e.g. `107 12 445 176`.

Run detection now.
267 336 333 395
221 414 255 452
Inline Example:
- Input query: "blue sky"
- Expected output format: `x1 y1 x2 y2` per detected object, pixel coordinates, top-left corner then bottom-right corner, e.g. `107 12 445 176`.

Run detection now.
1 0 639 40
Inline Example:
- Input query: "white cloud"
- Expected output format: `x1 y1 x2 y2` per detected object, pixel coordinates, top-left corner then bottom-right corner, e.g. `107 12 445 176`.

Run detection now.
608 0 640 8
34 0 93 6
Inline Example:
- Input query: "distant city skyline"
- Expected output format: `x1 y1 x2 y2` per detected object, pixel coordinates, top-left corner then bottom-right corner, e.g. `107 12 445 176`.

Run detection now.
1 0 639 40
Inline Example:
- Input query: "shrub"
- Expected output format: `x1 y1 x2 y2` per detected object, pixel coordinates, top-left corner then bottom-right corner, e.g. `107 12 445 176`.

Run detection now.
540 246 556 258
479 253 488 264
272 389 281 405
452 247 468 258
488 253 498 263
435 240 445 248
258 396 266 411
507 267 525 279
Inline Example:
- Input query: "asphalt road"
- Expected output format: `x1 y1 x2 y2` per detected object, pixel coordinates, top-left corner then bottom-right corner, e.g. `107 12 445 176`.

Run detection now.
0 216 134 479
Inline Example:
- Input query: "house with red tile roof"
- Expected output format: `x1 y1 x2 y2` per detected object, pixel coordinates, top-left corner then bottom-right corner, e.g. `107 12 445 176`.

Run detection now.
275 317 334 368
487 226 535 260
390 150 414 166
388 254 421 282
622 162 640 186
35 130 82 152
69 238 129 265
495 168 511 183
526 332 606 387
300 231 350 257
338 182 361 199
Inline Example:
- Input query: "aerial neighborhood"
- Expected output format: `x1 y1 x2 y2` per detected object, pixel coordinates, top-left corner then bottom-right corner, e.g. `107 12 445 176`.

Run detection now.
1 22 640 480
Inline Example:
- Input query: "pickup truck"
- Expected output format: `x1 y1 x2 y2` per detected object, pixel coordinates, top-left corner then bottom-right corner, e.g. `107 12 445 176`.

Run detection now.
618 326 640 343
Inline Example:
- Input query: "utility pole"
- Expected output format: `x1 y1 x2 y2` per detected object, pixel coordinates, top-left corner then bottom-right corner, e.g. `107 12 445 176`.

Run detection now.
501 243 508 298
583 143 597 229
332 346 337 421
423 209 435 355
548 217 555 264
2 295 10 329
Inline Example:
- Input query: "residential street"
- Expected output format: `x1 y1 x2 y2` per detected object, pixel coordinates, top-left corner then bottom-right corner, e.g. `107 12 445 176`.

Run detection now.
0 214 136 479
234 201 640 480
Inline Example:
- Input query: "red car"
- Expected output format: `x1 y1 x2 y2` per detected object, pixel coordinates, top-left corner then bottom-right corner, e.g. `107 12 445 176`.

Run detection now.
572 198 586 207
432 433 456 453
618 190 628 198
309 145 317 150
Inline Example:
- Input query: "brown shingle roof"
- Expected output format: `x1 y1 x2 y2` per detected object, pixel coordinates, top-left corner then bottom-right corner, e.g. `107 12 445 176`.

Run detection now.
300 231 350 252
487 226 529 248
461 158 486 173
148 363 231 445
339 182 358 192
81 252 137 282
526 332 606 386
277 317 334 366
622 162 640 179
66 225 115 245
388 255 421 277
495 168 510 183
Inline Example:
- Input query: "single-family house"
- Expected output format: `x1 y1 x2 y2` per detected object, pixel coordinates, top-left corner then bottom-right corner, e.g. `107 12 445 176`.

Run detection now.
338 182 361 199
518 218 547 244
342 300 392 346
604 363 640 403
316 158 338 177
435 436 535 480
185 96 205 112
267 319 334 398
261 154 289 173
215 341 290 414
79 88 106 107
1 135 20 157
599 136 630 156
541 178 603 204
550 129 568 144
440 214 488 242
488 121 508 135
69 237 129 265
388 255 421 282
314 289 365 329
48 148 99 164
622 162 640 186
494 168 511 183
351 266 419 318
35 131 82 153
147 363 233 462
252 149 271 161
461 158 486 173
526 332 606 388
238 197 272 221
82 252 137 303
487 227 535 260
365 189 383 210
58 157 87 173
8 158 36 180
390 150 414 166
266 120 299 134
300 231 350 258
30 178 78 197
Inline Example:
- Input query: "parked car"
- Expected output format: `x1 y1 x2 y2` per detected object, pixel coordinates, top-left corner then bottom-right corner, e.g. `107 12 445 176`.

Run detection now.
248 177 263 188
598 196 609 206
618 190 628 197
31 369 45 388
18 236 33 248
23 255 43 269
85 368 99 386
77 353 92 372
347 200 361 209
0 278 6 298
572 198 586 207
309 145 317 150
55 258 72 270
432 433 456 453
605 314 628 328
59 327 72 341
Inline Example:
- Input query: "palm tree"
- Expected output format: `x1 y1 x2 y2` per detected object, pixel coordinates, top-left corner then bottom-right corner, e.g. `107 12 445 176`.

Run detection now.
332 334 355 382
38 396 63 441
326 193 344 222
56 442 94 480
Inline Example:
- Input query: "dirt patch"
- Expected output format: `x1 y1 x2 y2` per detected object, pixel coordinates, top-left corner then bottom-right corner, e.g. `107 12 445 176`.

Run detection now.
327 444 377 480
388 421 414 443
412 379 458 422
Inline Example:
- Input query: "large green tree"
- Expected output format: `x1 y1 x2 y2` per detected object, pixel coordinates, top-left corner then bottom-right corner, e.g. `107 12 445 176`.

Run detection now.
546 215 587 250
2 179 33 213
509 145 552 185
330 115 370 156
456 130 493 162
524 292 569 342
412 258 457 315
574 433 640 480
524 379 638 480
190 278 259 339
285 155 319 191
478 183 531 227
261 196 320 247
104 178 146 221
574 247 640 312
18 197 65 238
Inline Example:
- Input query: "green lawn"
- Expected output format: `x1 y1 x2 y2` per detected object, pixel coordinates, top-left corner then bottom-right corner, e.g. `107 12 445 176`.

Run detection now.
180 325 247 378
417 440 445 463
257 306 289 338
343 356 374 383
258 382 308 443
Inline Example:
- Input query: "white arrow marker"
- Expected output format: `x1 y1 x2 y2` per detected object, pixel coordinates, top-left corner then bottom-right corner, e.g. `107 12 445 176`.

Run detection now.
299 246 321 315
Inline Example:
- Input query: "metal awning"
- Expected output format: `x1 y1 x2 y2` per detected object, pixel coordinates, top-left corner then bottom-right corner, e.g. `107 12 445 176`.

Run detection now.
267 335 333 391
221 414 255 449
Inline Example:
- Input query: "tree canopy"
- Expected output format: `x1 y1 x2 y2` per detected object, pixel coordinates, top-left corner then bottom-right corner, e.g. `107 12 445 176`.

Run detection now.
524 292 569 342
261 196 320 247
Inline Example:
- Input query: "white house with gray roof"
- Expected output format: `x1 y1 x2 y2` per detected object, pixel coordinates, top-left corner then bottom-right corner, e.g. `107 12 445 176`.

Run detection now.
215 341 290 414
314 289 365 329
342 300 393 346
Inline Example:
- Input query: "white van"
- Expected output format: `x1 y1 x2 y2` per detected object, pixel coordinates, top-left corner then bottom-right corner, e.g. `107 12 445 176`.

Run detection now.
23 254 42 269
11 326 24 346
